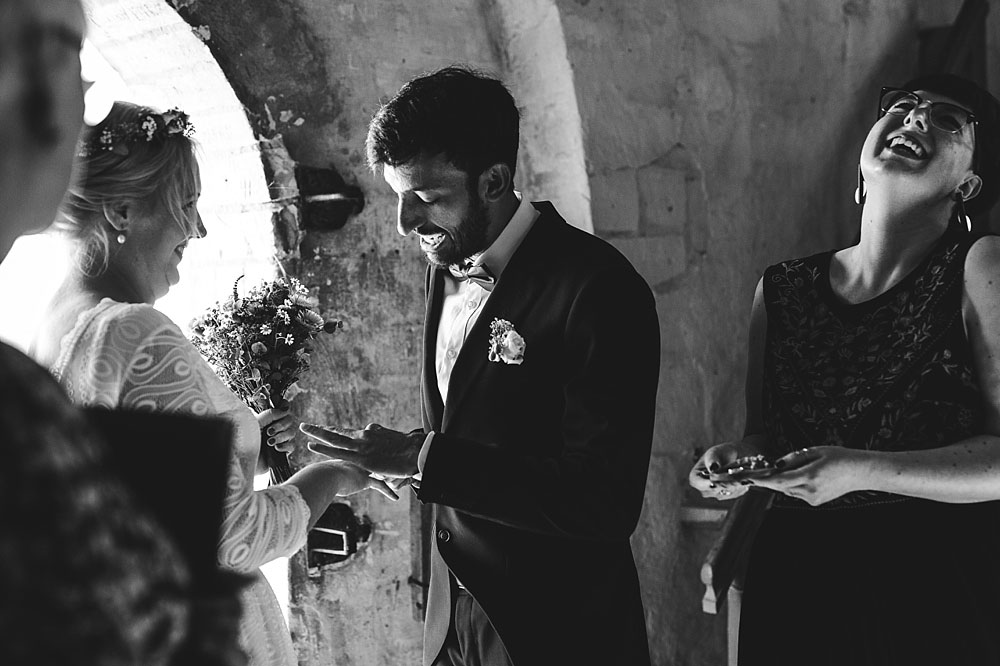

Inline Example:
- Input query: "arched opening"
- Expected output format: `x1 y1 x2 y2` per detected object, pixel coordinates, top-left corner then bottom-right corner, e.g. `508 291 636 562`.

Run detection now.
0 0 290 616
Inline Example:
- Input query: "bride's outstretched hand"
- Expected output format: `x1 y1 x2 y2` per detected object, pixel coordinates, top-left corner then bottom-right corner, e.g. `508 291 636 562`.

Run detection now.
319 461 399 501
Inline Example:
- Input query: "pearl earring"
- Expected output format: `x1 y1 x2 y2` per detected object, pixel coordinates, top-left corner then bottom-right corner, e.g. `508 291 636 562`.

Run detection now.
116 233 126 245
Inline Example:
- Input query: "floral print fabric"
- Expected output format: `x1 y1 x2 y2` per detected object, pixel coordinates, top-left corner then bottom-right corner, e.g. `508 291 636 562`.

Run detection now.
761 225 981 506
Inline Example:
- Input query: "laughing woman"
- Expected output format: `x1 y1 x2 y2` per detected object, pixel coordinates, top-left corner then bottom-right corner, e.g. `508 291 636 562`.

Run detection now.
690 74 1000 665
32 102 394 666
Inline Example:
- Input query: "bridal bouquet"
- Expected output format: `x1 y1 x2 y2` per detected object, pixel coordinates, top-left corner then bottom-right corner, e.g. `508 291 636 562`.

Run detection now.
189 276 342 482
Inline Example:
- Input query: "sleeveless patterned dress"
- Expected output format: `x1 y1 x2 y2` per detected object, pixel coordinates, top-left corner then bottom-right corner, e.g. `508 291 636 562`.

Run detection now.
739 224 1000 665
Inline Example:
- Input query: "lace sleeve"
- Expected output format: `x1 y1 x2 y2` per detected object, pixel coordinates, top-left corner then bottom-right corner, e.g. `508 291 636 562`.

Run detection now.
61 303 310 572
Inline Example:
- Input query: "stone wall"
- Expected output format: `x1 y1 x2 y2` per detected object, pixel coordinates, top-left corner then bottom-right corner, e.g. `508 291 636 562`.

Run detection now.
83 0 988 664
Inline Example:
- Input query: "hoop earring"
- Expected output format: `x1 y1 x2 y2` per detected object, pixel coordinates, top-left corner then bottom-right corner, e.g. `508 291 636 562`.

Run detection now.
854 165 865 205
116 233 126 245
954 193 972 233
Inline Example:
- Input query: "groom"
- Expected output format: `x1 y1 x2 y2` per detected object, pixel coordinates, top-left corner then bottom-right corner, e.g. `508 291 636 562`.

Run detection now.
302 66 659 666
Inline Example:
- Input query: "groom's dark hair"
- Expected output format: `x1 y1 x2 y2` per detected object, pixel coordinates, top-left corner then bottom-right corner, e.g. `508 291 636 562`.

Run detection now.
365 65 520 181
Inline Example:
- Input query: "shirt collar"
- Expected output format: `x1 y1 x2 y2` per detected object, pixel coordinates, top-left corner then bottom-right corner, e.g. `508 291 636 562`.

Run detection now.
468 192 539 281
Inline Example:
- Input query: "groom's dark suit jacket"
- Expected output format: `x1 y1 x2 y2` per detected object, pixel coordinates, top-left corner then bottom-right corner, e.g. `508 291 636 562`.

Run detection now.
416 202 659 666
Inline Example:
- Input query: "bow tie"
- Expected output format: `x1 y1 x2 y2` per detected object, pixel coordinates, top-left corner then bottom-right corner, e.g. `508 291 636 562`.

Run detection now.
448 262 496 289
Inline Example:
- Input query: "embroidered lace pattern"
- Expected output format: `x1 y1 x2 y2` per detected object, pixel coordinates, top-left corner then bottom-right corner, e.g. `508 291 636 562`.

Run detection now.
761 227 981 507
52 299 309 666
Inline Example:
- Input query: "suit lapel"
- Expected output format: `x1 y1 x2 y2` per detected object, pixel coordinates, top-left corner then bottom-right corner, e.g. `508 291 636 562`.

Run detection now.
422 265 446 430
441 205 561 428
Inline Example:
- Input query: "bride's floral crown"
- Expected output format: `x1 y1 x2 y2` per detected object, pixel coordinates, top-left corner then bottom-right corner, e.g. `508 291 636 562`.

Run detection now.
77 108 195 158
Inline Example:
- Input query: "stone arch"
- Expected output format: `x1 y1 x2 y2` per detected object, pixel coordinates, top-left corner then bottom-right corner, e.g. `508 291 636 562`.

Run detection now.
83 0 279 325
484 0 593 232
82 0 291 610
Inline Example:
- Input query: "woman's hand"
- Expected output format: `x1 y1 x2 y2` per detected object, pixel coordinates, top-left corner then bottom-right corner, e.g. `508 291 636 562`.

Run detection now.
689 441 758 501
321 461 399 501
754 446 872 505
256 405 298 454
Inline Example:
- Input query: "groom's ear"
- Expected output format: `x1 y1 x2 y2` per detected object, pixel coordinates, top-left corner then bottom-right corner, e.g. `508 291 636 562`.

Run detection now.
477 162 512 204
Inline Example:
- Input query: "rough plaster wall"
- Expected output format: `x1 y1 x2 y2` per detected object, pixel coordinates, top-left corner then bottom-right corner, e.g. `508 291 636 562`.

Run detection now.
554 1 975 663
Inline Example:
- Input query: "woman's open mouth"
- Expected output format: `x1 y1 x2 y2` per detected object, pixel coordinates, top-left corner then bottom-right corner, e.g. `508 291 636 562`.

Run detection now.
885 134 929 160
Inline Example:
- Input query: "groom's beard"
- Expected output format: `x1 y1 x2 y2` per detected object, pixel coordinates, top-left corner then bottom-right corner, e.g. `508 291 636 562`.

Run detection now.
423 193 490 267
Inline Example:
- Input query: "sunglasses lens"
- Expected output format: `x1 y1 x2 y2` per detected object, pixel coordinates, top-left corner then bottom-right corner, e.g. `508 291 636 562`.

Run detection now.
881 90 918 115
930 105 971 133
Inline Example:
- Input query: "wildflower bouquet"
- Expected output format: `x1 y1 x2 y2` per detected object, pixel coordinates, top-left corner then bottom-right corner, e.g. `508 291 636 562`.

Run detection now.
189 276 341 483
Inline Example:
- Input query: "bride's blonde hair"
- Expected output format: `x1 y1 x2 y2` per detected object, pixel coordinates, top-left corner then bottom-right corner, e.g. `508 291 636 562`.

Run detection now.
55 101 199 275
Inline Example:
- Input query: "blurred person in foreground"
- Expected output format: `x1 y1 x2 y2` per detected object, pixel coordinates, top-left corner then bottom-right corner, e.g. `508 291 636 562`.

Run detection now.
31 100 396 666
301 66 660 666
690 73 1000 665
0 1 193 664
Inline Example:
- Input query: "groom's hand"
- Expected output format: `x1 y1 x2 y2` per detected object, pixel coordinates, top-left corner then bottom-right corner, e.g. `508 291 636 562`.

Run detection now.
300 422 422 478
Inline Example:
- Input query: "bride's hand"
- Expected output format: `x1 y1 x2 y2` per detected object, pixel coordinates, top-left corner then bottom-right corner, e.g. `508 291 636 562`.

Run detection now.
256 405 298 454
322 461 399 501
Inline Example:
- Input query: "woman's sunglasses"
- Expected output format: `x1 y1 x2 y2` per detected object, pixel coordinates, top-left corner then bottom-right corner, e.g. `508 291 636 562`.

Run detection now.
878 87 977 134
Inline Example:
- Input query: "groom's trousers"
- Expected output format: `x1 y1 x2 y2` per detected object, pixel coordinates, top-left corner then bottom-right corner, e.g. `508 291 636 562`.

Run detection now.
431 587 513 666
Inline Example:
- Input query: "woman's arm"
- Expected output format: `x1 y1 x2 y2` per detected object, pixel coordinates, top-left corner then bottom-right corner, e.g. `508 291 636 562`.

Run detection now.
284 462 396 531
758 236 1000 505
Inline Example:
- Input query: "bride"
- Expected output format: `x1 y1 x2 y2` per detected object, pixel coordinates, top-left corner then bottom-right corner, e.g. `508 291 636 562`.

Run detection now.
32 101 394 666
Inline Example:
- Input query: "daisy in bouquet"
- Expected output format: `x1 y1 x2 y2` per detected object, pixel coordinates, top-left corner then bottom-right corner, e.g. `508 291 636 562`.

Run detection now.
189 276 342 483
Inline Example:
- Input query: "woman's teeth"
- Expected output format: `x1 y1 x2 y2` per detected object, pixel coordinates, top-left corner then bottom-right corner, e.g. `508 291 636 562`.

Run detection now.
888 135 926 158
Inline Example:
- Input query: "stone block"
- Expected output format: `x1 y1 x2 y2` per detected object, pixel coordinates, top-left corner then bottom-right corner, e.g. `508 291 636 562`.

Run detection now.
637 164 687 236
589 168 640 236
611 235 686 288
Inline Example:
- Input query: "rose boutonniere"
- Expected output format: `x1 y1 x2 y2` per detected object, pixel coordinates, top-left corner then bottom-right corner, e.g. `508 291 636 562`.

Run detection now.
488 318 525 365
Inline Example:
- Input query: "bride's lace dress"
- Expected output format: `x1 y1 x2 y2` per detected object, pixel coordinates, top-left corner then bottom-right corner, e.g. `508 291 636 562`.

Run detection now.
52 298 310 666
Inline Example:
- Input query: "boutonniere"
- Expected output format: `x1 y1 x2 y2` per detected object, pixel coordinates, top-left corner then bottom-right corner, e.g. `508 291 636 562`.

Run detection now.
488 318 525 365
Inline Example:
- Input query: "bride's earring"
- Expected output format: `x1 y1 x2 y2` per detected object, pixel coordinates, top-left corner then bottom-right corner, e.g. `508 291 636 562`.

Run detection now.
854 165 865 205
116 232 126 245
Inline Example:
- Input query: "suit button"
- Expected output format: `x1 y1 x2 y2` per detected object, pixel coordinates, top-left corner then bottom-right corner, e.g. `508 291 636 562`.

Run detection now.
437 529 451 542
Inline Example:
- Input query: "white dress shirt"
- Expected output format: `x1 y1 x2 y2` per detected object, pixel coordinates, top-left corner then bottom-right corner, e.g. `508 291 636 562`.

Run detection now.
418 192 539 471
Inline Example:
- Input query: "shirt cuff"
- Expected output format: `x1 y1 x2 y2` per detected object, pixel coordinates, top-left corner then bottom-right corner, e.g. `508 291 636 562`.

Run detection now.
417 431 435 476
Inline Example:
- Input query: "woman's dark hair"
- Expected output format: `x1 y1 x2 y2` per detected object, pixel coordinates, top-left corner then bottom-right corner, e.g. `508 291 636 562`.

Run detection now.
903 73 1000 216
365 65 520 182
